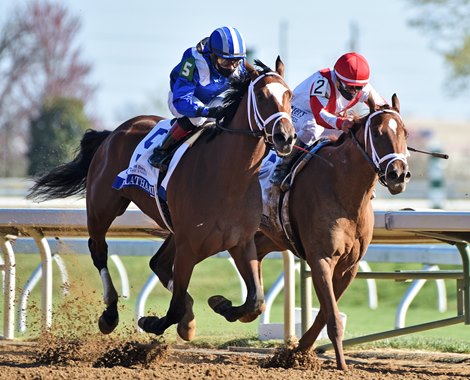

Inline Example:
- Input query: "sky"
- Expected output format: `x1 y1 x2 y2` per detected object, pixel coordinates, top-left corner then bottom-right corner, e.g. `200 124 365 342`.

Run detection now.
1 0 469 128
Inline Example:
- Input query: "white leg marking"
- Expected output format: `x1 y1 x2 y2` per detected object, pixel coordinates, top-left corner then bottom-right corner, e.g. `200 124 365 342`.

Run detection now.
167 279 174 293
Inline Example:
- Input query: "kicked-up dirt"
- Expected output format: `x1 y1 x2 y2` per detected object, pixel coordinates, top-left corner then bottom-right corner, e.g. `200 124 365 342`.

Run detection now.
1 337 470 379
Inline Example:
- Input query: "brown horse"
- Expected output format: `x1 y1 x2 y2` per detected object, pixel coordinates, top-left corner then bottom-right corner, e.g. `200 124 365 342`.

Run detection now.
27 57 296 339
152 94 411 368
255 94 411 370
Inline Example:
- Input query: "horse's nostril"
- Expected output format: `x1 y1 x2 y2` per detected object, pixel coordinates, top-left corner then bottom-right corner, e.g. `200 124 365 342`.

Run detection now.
273 133 283 143
388 171 398 181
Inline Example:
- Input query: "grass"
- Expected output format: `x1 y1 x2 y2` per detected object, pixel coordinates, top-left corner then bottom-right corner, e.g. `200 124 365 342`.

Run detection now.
2 251 470 354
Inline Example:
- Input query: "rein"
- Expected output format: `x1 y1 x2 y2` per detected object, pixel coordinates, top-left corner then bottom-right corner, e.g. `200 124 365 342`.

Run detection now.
216 72 292 143
351 109 409 187
215 122 264 137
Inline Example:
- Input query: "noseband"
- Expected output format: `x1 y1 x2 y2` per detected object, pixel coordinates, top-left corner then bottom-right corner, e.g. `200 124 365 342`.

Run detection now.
352 109 409 186
247 72 292 145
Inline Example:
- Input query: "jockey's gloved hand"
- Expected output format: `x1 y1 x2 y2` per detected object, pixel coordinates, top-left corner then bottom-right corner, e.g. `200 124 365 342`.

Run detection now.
199 106 224 118
340 118 354 132
207 106 225 118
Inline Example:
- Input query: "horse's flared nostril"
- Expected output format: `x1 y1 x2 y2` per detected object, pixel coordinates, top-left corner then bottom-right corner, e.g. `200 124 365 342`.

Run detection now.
272 133 283 146
388 170 399 181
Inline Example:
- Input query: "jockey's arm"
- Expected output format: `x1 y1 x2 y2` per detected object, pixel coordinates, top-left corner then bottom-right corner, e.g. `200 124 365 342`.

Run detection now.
171 77 206 118
310 95 346 130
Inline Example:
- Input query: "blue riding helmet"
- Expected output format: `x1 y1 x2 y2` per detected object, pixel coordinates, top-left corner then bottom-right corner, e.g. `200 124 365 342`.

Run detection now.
209 26 246 59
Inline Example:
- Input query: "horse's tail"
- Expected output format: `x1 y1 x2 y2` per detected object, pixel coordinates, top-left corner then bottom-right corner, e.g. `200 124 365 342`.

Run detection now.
27 129 112 202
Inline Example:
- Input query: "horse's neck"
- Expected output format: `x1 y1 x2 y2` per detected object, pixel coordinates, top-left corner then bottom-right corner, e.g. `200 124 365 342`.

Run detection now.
232 109 265 159
330 138 377 211
214 101 266 179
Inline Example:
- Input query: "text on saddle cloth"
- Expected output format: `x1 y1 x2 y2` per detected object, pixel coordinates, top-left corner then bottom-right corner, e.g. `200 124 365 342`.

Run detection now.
112 119 201 201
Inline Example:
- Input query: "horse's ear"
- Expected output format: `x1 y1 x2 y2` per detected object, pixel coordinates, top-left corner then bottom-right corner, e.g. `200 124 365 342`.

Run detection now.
367 93 376 114
244 61 259 80
275 56 285 77
391 93 400 113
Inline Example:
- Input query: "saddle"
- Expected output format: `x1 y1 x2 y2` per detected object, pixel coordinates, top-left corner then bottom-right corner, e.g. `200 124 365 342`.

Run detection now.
280 138 332 192
158 120 217 176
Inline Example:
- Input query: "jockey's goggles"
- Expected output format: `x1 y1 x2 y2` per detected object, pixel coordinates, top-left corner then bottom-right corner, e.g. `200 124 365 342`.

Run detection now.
216 56 243 68
339 79 364 94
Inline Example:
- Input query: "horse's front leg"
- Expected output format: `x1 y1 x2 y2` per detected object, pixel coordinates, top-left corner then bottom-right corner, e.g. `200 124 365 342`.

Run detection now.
139 246 196 336
89 237 119 334
208 239 265 322
301 257 348 370
149 235 196 341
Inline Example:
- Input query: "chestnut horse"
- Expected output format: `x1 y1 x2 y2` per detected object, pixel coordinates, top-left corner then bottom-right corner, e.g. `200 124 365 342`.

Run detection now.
27 57 296 339
255 94 411 370
152 94 411 368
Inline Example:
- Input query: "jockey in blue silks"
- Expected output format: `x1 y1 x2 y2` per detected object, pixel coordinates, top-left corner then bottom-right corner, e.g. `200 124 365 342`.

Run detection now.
148 26 247 170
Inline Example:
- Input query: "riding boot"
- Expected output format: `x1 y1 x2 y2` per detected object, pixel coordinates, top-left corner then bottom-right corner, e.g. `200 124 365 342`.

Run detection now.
148 119 193 171
270 139 307 190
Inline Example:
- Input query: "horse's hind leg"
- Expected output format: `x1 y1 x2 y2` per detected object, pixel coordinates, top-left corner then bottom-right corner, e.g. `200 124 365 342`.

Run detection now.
88 197 130 334
149 235 196 341
208 240 265 323
139 239 197 336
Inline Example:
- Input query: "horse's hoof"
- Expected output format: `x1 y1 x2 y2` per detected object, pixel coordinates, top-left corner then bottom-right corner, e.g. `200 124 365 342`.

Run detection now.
238 311 260 323
208 295 232 314
208 295 238 322
177 318 196 341
138 316 165 335
238 301 265 323
98 314 119 334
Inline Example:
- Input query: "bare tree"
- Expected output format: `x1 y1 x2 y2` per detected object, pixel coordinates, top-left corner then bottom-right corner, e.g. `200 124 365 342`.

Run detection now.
0 0 95 177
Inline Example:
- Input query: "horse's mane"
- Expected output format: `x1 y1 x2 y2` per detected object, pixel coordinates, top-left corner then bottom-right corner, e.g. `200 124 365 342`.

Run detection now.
219 60 275 127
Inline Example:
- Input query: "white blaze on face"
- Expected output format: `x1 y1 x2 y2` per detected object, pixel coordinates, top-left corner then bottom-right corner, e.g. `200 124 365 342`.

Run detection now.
388 118 398 134
266 82 289 105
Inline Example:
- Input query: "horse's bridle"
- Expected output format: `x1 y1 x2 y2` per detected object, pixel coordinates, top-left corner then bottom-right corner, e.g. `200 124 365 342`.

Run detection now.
351 109 409 186
216 72 292 146
247 72 292 145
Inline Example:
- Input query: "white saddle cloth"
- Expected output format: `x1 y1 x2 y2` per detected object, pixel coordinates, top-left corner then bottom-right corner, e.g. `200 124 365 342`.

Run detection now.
112 119 192 201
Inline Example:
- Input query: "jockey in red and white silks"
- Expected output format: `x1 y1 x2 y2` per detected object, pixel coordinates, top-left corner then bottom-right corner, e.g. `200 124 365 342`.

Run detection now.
292 52 386 145
270 52 387 187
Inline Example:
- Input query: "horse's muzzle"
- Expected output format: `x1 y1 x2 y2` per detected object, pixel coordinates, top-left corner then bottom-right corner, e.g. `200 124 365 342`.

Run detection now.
385 165 412 195
272 122 296 156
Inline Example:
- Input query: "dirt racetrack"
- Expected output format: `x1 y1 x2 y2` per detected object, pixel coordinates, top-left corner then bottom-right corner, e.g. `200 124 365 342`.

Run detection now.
1 338 470 379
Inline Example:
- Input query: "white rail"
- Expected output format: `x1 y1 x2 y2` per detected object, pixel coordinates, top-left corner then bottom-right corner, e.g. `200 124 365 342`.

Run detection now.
1 208 469 343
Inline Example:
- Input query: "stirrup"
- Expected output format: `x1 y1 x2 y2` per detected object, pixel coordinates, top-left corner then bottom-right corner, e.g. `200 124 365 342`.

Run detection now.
148 150 170 171
280 177 291 192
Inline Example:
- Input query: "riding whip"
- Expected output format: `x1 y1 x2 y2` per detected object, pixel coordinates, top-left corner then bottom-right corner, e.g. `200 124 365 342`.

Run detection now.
408 146 449 159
